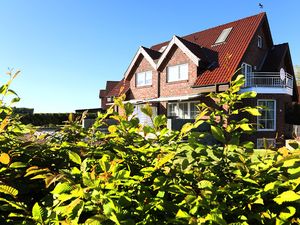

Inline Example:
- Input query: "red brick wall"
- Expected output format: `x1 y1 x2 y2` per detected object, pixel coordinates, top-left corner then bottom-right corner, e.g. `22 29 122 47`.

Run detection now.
160 46 199 97
240 22 271 71
241 94 293 147
128 56 158 99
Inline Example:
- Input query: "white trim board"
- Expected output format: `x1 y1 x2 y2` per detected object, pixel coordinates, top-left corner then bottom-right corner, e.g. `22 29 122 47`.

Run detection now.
240 87 293 96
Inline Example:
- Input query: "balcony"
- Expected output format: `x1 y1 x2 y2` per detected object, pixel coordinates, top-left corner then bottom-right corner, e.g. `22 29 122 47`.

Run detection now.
242 72 294 95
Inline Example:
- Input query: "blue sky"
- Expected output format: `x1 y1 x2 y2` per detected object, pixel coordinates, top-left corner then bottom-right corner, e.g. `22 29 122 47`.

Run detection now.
0 0 299 113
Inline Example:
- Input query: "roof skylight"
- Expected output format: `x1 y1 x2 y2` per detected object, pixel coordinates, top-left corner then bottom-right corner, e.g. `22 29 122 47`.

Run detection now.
215 27 233 44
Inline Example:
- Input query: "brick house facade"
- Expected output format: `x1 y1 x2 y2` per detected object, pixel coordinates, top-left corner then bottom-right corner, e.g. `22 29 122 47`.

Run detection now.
99 12 299 148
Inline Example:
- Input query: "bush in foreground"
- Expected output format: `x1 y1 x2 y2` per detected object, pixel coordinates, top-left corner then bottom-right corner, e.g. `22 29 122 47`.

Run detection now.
0 72 300 224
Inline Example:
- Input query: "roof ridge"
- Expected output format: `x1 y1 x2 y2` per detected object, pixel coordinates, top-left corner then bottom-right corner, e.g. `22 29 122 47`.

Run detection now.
151 12 266 49
183 12 265 37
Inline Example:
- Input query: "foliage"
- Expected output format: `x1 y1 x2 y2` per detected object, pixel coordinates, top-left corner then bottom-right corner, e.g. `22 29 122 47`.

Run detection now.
1 72 300 224
294 65 300 85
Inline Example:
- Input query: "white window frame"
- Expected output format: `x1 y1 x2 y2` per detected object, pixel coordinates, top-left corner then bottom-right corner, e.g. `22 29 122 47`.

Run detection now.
257 99 276 131
167 101 199 119
242 62 253 86
136 71 152 87
257 138 276 149
107 96 113 102
258 35 263 48
167 63 188 82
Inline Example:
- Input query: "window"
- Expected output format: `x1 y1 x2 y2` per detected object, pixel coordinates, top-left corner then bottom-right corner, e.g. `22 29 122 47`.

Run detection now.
258 35 263 48
257 138 276 149
107 97 113 102
168 103 177 117
136 71 152 87
242 63 252 86
215 27 233 44
190 102 199 119
257 100 276 131
167 101 199 119
167 64 188 82
178 103 189 119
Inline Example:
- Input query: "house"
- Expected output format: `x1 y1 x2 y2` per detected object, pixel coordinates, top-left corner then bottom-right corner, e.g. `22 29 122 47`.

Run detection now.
99 12 299 148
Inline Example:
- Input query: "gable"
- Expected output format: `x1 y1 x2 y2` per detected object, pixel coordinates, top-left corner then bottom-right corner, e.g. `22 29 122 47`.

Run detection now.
124 47 160 80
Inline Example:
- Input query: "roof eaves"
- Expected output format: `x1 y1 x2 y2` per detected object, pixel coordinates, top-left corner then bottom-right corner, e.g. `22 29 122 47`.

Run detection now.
124 46 157 79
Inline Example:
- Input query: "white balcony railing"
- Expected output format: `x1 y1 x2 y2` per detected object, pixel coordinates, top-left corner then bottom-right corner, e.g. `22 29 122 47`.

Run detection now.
245 72 293 89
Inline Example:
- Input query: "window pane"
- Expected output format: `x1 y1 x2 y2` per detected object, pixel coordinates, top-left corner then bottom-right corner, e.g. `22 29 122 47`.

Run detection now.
179 64 188 80
215 27 233 44
266 120 274 129
168 103 177 117
136 72 145 86
167 66 178 82
145 71 152 85
178 103 188 119
258 100 275 130
190 103 199 119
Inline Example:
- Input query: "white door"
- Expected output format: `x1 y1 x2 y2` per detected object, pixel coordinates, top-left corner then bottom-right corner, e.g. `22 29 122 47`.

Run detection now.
242 63 252 86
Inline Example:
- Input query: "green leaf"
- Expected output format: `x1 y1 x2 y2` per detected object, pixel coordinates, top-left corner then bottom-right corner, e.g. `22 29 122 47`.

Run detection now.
282 159 300 167
198 180 213 189
240 91 257 99
32 202 45 223
279 206 296 220
68 151 82 165
264 181 279 192
10 97 20 104
99 155 110 172
176 209 191 219
211 125 225 143
206 212 227 225
85 215 107 225
242 141 254 150
0 84 8 95
273 190 300 205
141 104 153 118
124 103 134 116
253 197 264 205
180 123 194 136
0 184 18 197
9 162 27 168
239 124 252 131
153 115 167 128
243 108 261 116
155 152 175 168
52 182 73 195
68 113 75 122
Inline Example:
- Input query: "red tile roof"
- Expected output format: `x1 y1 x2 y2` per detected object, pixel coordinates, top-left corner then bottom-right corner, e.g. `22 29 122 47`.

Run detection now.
107 78 130 97
142 47 162 60
152 12 266 86
107 13 267 96
99 81 119 98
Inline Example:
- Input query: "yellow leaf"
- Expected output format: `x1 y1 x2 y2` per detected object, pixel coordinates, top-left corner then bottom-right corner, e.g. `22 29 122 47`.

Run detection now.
0 153 10 164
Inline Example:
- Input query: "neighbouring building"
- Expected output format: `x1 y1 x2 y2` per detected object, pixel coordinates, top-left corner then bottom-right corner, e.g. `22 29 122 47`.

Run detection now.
99 12 299 148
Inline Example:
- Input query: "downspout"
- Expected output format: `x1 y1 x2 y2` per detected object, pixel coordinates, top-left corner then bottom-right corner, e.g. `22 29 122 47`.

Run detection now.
157 71 161 115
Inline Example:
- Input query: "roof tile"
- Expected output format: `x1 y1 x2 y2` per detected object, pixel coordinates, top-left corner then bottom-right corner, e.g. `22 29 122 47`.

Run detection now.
152 13 266 86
